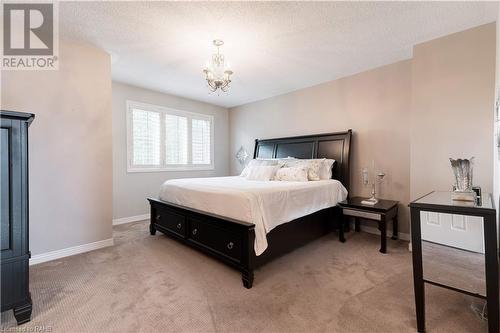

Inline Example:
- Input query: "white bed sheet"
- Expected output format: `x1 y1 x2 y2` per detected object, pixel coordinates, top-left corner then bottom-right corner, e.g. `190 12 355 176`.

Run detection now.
159 176 348 255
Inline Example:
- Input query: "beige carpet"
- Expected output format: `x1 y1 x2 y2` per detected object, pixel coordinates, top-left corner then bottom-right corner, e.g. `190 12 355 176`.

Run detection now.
1 221 488 332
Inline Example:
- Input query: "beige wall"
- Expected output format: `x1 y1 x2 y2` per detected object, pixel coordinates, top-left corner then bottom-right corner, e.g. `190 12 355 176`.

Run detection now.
1 40 113 256
411 23 496 199
230 60 412 233
112 82 229 220
230 23 497 235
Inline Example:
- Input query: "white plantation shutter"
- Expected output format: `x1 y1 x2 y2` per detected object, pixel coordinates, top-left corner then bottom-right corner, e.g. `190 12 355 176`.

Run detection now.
191 118 211 165
165 114 188 164
127 101 213 171
132 109 161 166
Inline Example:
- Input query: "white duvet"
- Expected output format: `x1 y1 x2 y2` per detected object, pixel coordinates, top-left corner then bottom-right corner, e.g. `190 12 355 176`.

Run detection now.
159 176 348 255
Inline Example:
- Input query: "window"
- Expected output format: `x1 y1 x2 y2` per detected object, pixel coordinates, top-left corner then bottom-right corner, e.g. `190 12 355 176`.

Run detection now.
165 114 188 165
191 118 211 165
127 101 214 172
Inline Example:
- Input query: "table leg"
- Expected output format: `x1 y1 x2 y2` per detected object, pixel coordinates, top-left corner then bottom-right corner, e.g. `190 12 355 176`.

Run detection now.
344 216 350 232
410 208 425 333
378 219 387 254
339 215 346 243
392 214 398 240
484 214 499 333
355 217 361 232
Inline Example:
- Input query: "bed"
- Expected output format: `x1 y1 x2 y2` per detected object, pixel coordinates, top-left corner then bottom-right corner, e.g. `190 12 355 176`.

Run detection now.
148 130 352 288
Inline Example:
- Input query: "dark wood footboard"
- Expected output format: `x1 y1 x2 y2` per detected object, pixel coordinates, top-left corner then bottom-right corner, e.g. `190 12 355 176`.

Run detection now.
148 198 342 288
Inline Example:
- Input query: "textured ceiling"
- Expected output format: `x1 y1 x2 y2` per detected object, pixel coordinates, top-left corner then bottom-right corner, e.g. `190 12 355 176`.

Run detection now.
60 2 498 108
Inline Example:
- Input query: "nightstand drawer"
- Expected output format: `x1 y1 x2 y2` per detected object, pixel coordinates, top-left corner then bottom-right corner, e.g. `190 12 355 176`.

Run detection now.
342 208 381 221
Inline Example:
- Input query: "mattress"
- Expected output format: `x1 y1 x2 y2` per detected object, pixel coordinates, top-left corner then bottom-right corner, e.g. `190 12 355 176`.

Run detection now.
159 176 348 255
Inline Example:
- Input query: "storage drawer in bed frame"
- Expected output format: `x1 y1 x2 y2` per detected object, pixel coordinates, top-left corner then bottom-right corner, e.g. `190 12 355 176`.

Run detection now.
187 217 242 263
153 205 186 238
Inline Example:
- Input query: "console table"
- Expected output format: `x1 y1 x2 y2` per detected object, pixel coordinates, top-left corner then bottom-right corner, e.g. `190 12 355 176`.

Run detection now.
409 191 498 333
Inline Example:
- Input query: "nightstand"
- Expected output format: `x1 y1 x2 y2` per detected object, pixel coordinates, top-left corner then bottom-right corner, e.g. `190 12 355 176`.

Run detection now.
338 197 399 253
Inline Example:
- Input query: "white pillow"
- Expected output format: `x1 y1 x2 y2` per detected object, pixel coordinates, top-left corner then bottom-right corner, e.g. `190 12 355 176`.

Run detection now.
281 159 323 181
320 159 336 179
275 167 309 182
240 159 279 177
246 165 279 181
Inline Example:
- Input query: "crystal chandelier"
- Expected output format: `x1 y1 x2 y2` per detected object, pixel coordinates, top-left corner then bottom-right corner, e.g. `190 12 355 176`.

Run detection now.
203 40 233 93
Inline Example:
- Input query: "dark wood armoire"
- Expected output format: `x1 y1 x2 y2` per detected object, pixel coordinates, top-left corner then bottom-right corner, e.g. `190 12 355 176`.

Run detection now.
1 110 34 324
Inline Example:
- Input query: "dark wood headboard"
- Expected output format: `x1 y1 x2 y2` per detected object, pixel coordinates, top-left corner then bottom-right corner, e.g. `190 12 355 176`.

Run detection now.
253 130 352 191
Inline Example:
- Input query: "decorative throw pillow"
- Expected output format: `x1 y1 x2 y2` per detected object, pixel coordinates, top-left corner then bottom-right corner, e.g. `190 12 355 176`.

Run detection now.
275 167 309 182
320 159 336 179
246 165 280 181
240 159 279 177
282 159 323 181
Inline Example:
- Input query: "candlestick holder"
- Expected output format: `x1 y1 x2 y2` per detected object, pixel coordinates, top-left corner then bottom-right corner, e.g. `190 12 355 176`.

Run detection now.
361 171 386 205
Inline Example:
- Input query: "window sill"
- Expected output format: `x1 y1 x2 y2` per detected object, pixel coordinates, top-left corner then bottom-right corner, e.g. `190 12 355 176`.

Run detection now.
127 166 215 173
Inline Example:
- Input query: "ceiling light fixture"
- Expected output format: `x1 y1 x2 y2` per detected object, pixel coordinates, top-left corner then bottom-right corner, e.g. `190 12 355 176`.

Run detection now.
203 39 233 93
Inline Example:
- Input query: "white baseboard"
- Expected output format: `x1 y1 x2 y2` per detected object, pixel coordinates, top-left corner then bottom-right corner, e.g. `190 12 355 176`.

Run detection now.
351 222 411 241
30 238 114 266
112 213 150 226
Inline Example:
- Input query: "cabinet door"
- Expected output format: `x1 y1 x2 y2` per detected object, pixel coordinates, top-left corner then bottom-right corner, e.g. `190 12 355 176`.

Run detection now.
1 118 23 259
